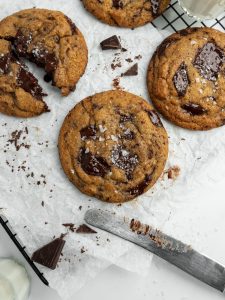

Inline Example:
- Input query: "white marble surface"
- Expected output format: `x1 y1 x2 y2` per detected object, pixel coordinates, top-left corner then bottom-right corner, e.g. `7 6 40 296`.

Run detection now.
1 177 225 300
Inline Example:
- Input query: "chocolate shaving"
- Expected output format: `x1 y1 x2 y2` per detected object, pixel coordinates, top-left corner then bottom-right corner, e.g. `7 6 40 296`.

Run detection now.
76 224 97 234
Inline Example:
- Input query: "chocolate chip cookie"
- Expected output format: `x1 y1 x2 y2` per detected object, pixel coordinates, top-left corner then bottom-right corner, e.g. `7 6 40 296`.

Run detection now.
0 9 88 118
82 0 170 28
147 27 225 130
58 90 168 203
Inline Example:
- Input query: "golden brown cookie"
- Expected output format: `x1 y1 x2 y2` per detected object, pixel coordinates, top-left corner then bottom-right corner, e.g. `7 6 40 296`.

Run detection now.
147 27 225 130
58 90 168 203
82 0 170 28
0 8 88 118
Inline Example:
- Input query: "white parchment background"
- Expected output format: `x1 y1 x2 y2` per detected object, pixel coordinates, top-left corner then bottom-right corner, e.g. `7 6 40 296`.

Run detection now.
0 1 225 299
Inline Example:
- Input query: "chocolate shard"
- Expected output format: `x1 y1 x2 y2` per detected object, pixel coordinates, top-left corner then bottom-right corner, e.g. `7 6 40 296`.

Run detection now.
182 103 206 115
122 63 138 76
100 35 121 50
173 62 190 97
76 224 97 234
80 125 97 140
31 237 65 270
147 110 163 127
79 148 110 177
17 66 47 100
193 42 225 81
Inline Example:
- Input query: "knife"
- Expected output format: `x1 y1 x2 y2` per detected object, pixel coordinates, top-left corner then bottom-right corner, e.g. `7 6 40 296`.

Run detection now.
84 209 225 292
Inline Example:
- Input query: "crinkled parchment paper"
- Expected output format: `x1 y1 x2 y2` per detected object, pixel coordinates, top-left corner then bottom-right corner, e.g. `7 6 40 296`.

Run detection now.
1 1 225 299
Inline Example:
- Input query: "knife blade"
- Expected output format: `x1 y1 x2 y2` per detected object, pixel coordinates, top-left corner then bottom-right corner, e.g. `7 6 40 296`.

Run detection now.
84 209 225 292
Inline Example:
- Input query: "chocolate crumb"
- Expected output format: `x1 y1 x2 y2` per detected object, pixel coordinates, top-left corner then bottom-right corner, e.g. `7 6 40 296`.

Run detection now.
41 201 44 207
166 166 180 180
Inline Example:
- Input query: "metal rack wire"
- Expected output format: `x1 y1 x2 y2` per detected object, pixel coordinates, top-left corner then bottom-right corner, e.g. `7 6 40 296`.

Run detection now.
0 0 224 286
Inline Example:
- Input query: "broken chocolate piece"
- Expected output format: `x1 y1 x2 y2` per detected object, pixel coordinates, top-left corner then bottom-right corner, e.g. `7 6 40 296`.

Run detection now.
111 145 139 179
193 42 225 81
112 0 124 9
76 224 97 233
122 63 138 76
147 110 163 127
100 35 121 50
31 237 65 270
79 148 110 176
173 62 190 97
0 53 11 74
80 125 97 140
17 67 47 100
182 103 206 115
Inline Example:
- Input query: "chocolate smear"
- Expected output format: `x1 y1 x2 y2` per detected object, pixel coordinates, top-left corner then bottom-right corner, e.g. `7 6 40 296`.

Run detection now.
31 237 65 270
193 42 225 81
122 63 138 76
173 62 190 97
182 103 206 115
100 35 121 50
76 224 97 234
79 148 110 177
147 110 163 127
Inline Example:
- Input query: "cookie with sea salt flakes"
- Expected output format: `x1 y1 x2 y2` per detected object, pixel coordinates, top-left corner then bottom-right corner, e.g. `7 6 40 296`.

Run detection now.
82 0 170 28
0 8 87 106
147 27 225 130
58 90 168 203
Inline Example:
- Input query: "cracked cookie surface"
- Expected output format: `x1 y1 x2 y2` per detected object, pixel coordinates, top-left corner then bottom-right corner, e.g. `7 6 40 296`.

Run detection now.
82 0 170 28
147 27 225 130
0 8 88 118
58 90 168 203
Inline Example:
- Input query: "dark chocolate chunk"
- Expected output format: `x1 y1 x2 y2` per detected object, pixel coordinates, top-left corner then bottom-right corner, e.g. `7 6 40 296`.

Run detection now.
193 42 225 81
64 15 77 34
147 110 163 127
150 0 160 16
79 148 110 177
182 103 206 115
173 62 190 97
76 224 97 234
100 35 121 50
123 129 135 140
119 114 134 123
112 0 124 8
80 125 97 140
13 29 32 57
31 237 65 270
17 67 47 100
31 47 58 75
122 63 138 76
111 145 139 179
0 53 11 74
127 170 155 196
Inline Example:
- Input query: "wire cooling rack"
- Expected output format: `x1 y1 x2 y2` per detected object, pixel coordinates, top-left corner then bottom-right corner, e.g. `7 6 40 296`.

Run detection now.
0 0 225 287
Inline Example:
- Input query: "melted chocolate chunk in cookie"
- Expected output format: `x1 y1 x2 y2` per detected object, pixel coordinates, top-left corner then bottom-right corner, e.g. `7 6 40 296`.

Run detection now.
80 125 97 140
157 37 178 56
119 113 134 123
13 29 32 56
147 110 163 127
182 103 206 115
151 0 160 16
0 53 11 74
128 172 154 196
193 42 225 81
112 0 124 9
17 66 47 100
79 148 110 176
111 145 139 179
173 62 190 96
